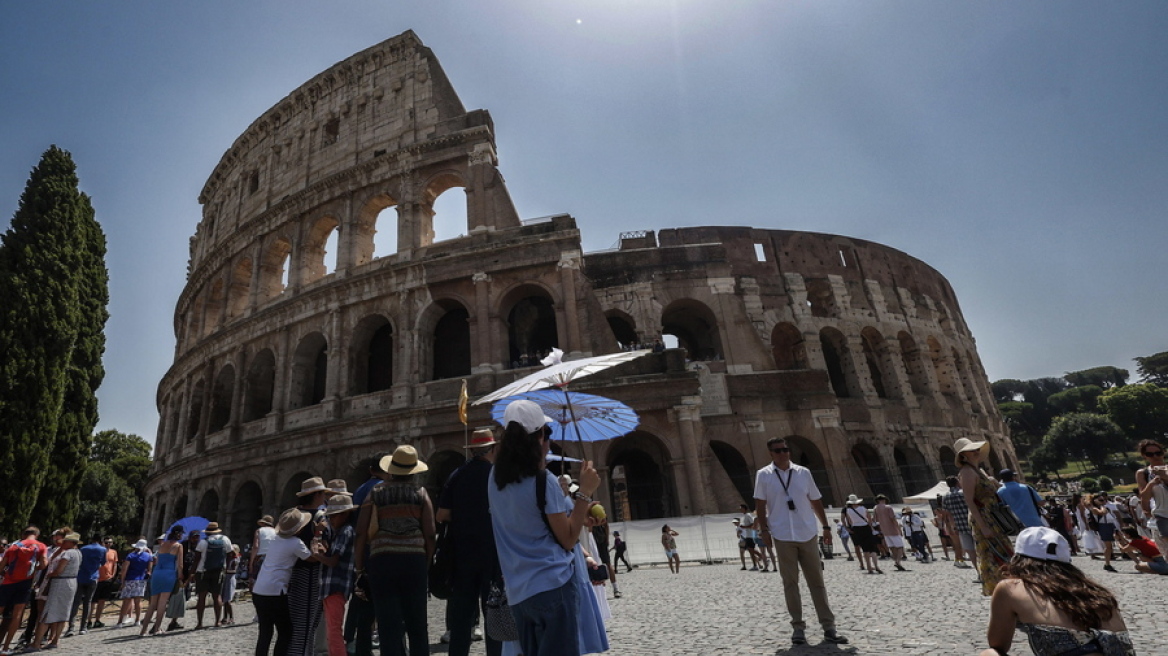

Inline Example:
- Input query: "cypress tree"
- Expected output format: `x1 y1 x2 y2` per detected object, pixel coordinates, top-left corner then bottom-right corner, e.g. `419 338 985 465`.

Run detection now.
0 146 93 536
30 169 109 529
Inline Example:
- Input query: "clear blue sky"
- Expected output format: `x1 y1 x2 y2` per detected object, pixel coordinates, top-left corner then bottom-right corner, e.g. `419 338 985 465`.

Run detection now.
3 2 1166 446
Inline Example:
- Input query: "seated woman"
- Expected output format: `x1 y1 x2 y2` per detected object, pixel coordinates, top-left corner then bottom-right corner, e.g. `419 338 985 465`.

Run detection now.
980 527 1136 656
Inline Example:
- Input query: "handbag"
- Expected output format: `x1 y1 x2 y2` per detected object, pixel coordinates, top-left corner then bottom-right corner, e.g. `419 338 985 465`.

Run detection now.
986 501 1024 537
484 579 518 642
587 564 609 583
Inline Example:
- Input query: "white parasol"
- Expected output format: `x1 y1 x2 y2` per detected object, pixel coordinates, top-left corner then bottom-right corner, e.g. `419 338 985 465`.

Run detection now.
473 348 652 405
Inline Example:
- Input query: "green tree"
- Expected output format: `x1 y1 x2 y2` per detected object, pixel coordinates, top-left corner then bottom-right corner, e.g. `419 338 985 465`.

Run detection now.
30 175 108 529
1048 385 1104 414
1026 443 1067 478
1098 383 1168 444
992 379 1027 403
1063 366 1128 389
1042 413 1128 472
0 146 91 536
72 430 151 538
1134 351 1168 387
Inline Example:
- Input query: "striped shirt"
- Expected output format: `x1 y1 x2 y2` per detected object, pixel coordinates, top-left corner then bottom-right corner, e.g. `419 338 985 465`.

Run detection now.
368 482 425 557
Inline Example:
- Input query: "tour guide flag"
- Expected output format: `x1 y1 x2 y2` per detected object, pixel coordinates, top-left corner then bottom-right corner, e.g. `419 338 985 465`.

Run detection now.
458 379 468 425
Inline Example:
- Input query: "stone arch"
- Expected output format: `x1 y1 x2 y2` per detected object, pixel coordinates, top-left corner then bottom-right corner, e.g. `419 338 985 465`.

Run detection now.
429 300 472 381
771 322 808 370
424 449 466 501
202 278 226 336
819 327 858 398
605 310 638 349
243 348 276 422
897 332 930 397
281 471 315 511
928 336 957 396
805 278 836 318
660 299 723 361
186 378 206 442
607 431 678 520
894 444 932 497
860 327 895 399
350 314 394 395
785 435 835 507
173 495 189 521
939 446 959 477
423 171 469 244
708 441 753 506
302 215 340 284
208 363 235 433
502 285 559 368
290 332 328 409
197 488 220 520
229 480 264 543
227 257 253 319
259 236 293 300
354 192 398 265
851 442 896 500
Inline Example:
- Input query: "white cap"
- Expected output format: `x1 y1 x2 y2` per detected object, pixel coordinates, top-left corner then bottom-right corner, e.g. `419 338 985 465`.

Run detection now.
1014 527 1071 564
503 399 554 434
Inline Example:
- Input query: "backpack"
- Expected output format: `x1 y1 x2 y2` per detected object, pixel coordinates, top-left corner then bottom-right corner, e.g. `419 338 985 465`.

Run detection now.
4 540 41 582
203 535 229 571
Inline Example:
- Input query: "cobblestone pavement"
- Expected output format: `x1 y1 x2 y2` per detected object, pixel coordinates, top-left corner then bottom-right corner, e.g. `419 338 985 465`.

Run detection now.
39 553 1168 655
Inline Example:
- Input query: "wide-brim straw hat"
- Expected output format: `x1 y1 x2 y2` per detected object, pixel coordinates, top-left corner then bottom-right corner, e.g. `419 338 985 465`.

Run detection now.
63 533 81 543
297 476 329 497
464 427 499 450
205 522 222 534
324 494 358 516
846 494 861 505
257 515 274 527
381 445 429 476
277 508 312 538
953 437 990 468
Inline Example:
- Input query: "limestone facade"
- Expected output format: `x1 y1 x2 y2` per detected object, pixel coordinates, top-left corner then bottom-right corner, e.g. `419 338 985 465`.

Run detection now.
144 31 1015 539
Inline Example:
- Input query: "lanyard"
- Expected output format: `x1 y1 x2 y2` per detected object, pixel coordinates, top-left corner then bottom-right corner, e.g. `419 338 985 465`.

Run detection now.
774 466 794 498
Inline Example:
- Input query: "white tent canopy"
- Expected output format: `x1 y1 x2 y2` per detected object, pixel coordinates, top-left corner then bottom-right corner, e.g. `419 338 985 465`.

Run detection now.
903 480 949 503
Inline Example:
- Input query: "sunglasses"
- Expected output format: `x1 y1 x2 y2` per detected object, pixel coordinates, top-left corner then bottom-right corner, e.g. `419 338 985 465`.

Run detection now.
771 447 791 453
1144 450 1164 457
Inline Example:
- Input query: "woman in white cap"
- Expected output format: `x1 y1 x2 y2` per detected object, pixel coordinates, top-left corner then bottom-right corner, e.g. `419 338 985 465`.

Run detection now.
352 445 435 656
955 437 1015 596
980 526 1135 656
114 538 154 628
487 399 604 656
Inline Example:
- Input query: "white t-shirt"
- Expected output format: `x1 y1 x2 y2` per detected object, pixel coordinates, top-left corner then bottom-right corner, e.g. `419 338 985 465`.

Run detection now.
753 462 822 543
255 526 277 556
251 536 312 596
902 514 924 533
739 512 757 539
195 534 232 572
843 505 870 527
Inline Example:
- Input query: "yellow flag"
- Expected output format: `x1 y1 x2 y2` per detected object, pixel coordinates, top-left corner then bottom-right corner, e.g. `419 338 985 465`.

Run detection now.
457 379 468 425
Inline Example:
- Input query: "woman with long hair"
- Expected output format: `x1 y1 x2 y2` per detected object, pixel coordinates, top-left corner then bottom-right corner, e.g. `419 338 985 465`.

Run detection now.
979 527 1136 656
955 438 1014 596
487 400 603 656
140 526 184 636
1089 494 1120 572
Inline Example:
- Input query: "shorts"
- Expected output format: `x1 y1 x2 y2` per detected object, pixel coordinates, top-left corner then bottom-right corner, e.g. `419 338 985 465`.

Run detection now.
95 579 118 601
1148 557 1168 575
849 525 878 553
196 568 225 596
664 549 677 559
1097 523 1116 542
0 579 33 609
884 535 905 549
959 531 976 554
742 537 756 549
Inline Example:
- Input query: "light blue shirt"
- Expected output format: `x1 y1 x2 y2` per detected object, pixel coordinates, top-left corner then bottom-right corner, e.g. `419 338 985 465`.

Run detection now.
488 469 574 605
996 481 1044 528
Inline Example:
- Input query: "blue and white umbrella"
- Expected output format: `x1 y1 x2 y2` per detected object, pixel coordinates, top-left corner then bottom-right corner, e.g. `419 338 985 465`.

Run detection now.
490 389 639 446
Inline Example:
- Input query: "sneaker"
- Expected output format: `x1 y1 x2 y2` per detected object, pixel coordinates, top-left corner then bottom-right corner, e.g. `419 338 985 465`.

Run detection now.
749 566 759 571
130 621 139 628
61 631 72 639
91 621 104 629
472 627 483 641
613 590 622 598
791 629 807 645
1103 565 1117 572
739 566 747 571
823 630 849 644
440 631 451 644
760 567 768 573
77 630 86 636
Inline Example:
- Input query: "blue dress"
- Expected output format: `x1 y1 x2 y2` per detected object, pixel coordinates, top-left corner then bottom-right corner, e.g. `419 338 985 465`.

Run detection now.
571 543 609 654
151 552 179 595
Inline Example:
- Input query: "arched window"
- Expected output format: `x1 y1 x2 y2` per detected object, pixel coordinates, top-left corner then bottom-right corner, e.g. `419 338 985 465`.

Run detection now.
506 291 558 368
897 332 929 397
661 299 722 361
433 306 471 380
353 193 397 266
281 472 314 510
819 328 854 398
860 328 889 399
202 279 226 336
208 364 235 433
290 333 328 408
243 349 276 422
186 379 205 442
197 489 219 520
303 217 340 284
424 173 468 245
708 441 754 506
351 316 394 394
805 279 836 318
785 435 834 506
851 442 896 500
227 258 253 319
939 446 959 477
229 481 263 542
894 445 932 496
953 351 983 412
928 336 956 396
772 322 807 370
607 431 678 520
606 312 638 350
259 237 292 301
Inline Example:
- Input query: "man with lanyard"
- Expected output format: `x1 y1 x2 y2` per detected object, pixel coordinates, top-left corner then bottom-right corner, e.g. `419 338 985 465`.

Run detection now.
754 437 847 646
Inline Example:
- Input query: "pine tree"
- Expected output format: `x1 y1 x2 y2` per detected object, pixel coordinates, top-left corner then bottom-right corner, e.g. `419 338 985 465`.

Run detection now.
0 146 95 536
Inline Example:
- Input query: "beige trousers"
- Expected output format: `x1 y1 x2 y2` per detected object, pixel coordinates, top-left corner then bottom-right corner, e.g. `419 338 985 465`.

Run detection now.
774 537 835 631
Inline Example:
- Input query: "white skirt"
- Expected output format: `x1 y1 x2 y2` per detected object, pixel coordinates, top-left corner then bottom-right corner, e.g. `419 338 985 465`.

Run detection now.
1081 530 1104 554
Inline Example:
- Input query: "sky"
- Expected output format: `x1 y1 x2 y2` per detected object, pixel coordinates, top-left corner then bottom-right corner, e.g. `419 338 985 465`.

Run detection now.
2 1 1166 446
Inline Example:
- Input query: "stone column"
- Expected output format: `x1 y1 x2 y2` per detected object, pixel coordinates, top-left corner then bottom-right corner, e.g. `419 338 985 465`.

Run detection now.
248 241 264 313
557 251 583 357
669 459 693 516
882 340 919 408
196 362 213 453
472 272 494 372
674 403 711 515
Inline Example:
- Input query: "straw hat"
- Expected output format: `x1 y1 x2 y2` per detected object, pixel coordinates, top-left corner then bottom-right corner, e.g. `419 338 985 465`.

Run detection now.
326 479 352 497
296 477 329 497
205 522 223 534
62 533 81 544
380 445 429 476
846 494 862 505
257 515 274 527
464 427 499 450
277 508 312 538
324 494 358 516
952 437 990 468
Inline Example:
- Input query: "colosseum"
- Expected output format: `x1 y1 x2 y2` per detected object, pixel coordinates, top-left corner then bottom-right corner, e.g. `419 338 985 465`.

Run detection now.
143 30 1016 539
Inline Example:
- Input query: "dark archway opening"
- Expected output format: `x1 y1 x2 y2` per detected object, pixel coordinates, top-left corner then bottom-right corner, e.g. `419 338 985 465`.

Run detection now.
367 323 394 392
230 481 263 545
895 445 933 497
771 323 807 370
786 435 834 507
243 349 275 422
291 334 328 409
939 446 959 478
434 308 471 380
820 330 850 398
424 450 467 501
661 301 722 361
508 296 558 367
709 441 754 506
208 365 234 433
281 471 314 510
606 314 638 349
851 443 896 501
